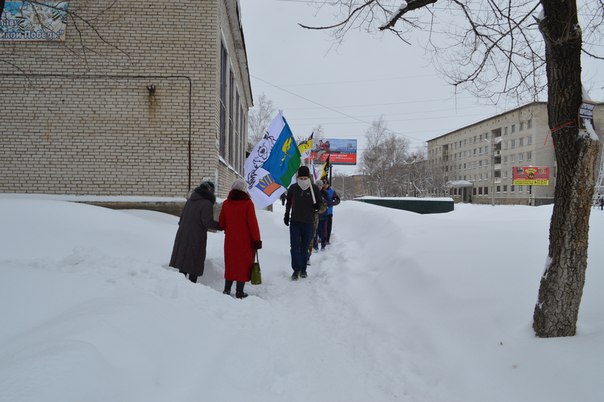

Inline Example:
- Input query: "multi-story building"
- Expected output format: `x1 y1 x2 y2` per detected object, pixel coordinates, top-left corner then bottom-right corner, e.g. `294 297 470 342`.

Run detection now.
427 102 604 205
0 0 251 199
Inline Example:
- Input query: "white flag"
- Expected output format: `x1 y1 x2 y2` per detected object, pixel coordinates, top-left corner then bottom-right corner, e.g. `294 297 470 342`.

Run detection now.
244 112 288 209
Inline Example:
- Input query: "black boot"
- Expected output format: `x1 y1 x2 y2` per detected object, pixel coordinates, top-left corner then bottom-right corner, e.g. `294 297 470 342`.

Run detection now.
235 281 248 299
223 280 233 295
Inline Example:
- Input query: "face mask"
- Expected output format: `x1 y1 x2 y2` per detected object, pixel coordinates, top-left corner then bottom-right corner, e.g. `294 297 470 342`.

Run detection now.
297 178 311 190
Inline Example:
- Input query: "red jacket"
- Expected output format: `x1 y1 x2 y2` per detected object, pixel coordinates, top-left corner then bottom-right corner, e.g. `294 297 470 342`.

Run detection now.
219 190 262 282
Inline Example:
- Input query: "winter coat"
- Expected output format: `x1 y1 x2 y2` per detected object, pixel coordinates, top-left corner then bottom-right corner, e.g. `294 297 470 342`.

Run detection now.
285 182 321 224
219 189 262 282
169 187 221 277
325 187 341 215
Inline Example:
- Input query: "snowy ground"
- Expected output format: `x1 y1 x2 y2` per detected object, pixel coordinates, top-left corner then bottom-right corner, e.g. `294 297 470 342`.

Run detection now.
1 197 603 402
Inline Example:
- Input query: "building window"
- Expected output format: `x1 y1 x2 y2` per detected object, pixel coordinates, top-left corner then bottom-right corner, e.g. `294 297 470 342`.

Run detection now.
479 187 483 195
527 119 532 129
503 185 508 192
519 137 524 147
228 70 235 164
511 139 516 149
504 127 508 135
473 188 477 195
511 154 515 162
519 153 524 162
503 155 508 164
497 185 501 192
527 151 532 161
484 187 488 195
518 185 523 193
527 135 533 145
219 43 228 158
511 185 515 192
520 122 524 131
511 124 516 133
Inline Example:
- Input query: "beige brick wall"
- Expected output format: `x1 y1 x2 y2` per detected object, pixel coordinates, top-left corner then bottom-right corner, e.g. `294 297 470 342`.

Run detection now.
0 0 252 198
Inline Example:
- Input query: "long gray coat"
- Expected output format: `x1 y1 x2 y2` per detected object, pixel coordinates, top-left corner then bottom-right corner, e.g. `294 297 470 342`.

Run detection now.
169 189 221 277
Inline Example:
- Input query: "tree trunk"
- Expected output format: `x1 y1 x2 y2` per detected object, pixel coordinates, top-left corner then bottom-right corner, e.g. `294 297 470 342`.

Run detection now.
532 0 602 337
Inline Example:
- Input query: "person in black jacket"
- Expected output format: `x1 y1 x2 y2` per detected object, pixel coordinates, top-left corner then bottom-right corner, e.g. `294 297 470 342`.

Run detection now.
283 166 321 280
169 181 222 283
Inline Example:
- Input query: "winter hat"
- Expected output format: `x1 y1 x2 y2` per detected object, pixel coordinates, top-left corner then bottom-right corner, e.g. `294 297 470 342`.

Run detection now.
231 178 248 192
297 165 310 178
199 181 215 193
315 179 324 188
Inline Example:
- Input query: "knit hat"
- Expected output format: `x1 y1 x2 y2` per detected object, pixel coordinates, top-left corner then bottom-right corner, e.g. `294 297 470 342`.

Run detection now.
315 179 324 188
199 181 215 193
231 178 248 192
297 165 310 177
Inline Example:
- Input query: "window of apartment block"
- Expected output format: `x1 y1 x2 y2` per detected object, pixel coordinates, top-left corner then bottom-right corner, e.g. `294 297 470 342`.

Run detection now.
484 187 488 195
511 139 516 149
518 185 523 193
527 135 533 145
473 188 477 195
520 122 524 131
504 126 508 135
527 151 532 161
497 185 501 192
219 43 228 158
503 170 508 178
503 185 507 192
511 124 516 133
519 153 524 162
519 137 524 147
527 119 532 129
510 185 515 192
503 155 508 164
511 154 515 162
473 148 477 155
479 134 483 141
479 187 483 195
228 71 235 164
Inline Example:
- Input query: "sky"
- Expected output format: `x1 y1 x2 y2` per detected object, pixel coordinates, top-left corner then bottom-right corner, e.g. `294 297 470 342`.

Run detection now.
239 0 604 174
2 195 604 401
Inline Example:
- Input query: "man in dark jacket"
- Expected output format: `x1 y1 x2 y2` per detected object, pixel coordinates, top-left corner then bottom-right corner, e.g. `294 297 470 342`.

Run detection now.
284 166 321 280
170 181 222 283
323 180 341 244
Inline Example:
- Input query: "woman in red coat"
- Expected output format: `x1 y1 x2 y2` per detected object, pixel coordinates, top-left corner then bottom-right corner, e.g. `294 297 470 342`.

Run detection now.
219 178 262 298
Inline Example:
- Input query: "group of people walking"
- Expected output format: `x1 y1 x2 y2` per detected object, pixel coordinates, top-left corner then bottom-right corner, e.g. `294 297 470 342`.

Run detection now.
169 166 340 297
169 178 261 299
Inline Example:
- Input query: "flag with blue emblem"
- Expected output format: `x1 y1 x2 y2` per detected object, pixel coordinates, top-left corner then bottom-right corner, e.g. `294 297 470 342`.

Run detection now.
261 115 301 187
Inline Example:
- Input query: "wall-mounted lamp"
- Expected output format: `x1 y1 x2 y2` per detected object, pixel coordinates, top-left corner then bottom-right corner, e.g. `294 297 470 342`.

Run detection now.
146 84 156 95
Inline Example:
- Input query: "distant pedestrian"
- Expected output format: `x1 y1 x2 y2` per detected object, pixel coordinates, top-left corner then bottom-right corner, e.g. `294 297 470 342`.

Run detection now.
280 192 287 206
219 178 262 299
322 180 341 244
600 196 604 211
284 166 321 280
170 181 222 283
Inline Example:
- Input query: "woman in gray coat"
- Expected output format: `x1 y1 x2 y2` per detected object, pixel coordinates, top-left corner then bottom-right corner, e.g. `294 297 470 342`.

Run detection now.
169 181 222 283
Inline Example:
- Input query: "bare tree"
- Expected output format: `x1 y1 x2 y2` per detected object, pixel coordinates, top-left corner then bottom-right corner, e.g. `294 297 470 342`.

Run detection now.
361 116 410 196
301 0 604 337
248 93 275 150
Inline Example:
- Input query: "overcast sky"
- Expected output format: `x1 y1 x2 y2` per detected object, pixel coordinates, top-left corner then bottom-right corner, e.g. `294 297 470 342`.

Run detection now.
239 0 604 174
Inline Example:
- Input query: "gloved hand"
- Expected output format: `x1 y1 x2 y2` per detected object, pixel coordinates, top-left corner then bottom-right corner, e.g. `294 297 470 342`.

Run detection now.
313 203 320 212
252 240 263 250
284 215 289 226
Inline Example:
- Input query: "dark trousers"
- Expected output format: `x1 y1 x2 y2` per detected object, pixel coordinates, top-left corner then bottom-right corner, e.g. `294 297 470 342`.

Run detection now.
290 221 314 273
326 214 334 243
317 219 328 248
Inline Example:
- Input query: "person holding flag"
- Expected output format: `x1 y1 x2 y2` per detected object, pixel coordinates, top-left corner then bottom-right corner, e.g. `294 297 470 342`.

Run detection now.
283 165 322 280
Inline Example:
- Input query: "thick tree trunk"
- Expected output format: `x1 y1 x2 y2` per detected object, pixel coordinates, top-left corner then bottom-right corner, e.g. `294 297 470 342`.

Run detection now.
532 0 601 337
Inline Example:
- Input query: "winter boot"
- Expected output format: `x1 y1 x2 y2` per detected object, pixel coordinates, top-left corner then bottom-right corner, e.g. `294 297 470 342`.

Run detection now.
223 280 233 296
235 281 248 299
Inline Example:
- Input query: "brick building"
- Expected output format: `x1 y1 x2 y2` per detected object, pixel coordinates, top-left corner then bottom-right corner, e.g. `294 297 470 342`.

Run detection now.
0 0 251 199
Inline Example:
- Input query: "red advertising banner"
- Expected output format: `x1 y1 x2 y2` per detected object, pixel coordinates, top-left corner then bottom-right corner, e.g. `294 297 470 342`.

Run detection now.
309 138 357 165
512 166 550 186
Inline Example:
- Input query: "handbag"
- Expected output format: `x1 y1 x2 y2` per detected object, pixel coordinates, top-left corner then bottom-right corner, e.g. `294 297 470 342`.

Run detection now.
251 251 262 285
